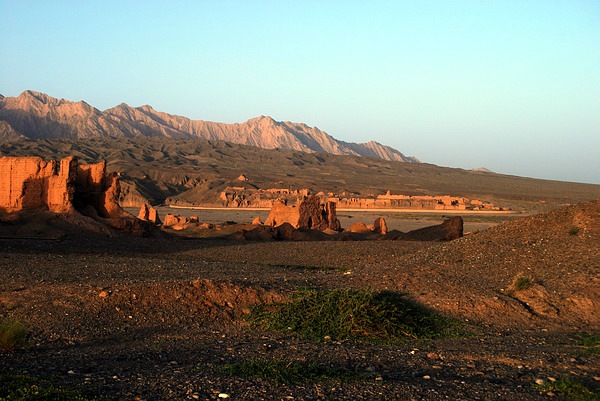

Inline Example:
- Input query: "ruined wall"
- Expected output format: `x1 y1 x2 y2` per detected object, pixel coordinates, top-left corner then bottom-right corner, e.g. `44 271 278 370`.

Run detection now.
297 196 341 231
138 203 161 224
264 200 300 227
0 156 76 213
0 156 128 218
265 196 341 231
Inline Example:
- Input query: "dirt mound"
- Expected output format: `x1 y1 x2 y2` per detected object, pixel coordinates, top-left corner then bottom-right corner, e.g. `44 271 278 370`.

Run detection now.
404 200 600 329
0 280 284 341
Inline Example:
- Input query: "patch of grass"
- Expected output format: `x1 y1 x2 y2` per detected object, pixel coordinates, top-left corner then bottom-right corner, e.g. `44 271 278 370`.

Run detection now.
571 333 600 356
250 288 467 342
0 372 104 400
513 277 532 291
0 318 28 351
569 226 581 236
220 358 366 384
535 378 600 401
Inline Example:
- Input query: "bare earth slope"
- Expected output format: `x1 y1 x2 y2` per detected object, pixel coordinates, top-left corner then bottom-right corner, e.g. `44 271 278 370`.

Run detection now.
0 90 417 162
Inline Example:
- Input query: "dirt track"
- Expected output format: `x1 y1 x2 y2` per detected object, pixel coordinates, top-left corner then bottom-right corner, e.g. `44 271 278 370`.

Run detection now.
0 201 599 400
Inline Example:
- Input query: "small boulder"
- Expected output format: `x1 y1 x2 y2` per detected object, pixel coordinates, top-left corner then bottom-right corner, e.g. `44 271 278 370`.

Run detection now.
252 216 262 225
347 222 371 234
275 222 297 240
404 217 463 241
242 226 275 241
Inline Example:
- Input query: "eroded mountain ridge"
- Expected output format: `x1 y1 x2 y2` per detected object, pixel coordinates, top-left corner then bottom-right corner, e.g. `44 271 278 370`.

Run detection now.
0 90 417 162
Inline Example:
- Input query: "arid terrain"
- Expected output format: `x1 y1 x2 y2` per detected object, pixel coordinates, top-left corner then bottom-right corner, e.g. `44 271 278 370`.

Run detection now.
1 105 599 399
1 199 599 400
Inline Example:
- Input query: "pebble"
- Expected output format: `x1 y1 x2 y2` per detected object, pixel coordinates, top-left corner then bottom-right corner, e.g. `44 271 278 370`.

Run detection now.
423 375 431 379
67 370 75 374
535 379 544 385
218 394 230 399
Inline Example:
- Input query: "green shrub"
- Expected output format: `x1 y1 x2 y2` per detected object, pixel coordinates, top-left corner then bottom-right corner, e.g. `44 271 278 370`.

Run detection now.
0 372 103 400
535 378 600 401
220 358 364 384
0 319 28 351
250 288 466 342
514 277 532 291
571 333 600 356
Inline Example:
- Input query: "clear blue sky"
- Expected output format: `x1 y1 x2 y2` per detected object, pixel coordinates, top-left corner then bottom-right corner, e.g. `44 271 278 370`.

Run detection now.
1 1 599 184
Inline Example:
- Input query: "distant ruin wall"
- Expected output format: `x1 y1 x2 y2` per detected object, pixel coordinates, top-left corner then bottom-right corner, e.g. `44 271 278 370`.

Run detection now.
215 185 502 211
0 156 127 218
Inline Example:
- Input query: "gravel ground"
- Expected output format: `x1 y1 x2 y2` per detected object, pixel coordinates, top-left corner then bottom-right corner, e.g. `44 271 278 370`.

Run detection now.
0 200 599 400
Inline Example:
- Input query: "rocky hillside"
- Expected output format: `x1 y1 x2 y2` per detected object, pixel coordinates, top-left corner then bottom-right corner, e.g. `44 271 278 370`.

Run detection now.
0 90 418 162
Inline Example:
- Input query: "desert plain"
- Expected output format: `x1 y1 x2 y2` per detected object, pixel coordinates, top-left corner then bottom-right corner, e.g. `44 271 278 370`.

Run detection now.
1 194 599 400
0 133 599 399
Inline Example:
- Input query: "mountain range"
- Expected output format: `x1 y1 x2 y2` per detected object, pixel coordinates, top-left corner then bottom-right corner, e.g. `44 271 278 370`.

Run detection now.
0 90 418 162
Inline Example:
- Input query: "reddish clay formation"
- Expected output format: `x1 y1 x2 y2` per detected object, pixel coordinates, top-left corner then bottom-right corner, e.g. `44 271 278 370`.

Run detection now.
138 204 161 225
297 196 341 231
264 200 300 227
346 222 371 234
0 156 123 217
217 185 505 212
163 214 186 227
0 156 157 236
265 196 341 231
373 217 387 234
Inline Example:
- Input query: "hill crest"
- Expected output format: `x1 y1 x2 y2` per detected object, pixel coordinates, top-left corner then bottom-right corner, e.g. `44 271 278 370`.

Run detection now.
0 91 418 162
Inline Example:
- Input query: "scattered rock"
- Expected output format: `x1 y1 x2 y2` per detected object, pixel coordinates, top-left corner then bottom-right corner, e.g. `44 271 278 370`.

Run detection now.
163 214 185 227
346 222 371 234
